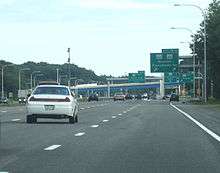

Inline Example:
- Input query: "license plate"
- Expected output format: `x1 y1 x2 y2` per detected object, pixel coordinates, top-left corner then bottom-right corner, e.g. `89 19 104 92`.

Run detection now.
44 105 55 111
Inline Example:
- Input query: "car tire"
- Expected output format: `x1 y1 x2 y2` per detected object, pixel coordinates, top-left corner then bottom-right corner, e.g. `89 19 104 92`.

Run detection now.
69 116 75 124
27 115 34 123
75 115 78 123
32 116 37 123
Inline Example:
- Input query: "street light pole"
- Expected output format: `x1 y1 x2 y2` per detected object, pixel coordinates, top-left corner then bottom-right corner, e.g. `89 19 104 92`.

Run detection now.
19 68 30 91
174 3 207 102
1 64 14 99
179 40 196 98
1 67 4 99
30 71 41 91
171 27 196 98
67 48 71 87
56 68 59 83
33 74 44 87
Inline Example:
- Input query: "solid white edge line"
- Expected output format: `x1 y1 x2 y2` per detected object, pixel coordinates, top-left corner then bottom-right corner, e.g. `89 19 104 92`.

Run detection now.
74 132 85 137
170 103 220 142
44 145 61 151
0 172 9 173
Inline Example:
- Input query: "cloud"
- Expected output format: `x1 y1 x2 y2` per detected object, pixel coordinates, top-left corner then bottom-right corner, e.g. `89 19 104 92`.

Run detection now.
0 0 15 7
79 0 170 10
172 0 212 9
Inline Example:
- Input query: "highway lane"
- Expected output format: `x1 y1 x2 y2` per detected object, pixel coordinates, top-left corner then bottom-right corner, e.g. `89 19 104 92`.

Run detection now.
0 100 135 169
0 100 220 173
172 103 220 135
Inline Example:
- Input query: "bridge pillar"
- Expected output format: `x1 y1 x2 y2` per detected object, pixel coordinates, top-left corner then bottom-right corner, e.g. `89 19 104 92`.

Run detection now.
107 81 110 98
160 75 165 98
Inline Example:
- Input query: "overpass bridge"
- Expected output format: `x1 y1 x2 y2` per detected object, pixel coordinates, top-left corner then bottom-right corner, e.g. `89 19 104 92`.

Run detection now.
71 82 179 97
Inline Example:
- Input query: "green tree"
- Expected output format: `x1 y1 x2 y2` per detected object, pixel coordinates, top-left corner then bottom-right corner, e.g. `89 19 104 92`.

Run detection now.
192 0 220 99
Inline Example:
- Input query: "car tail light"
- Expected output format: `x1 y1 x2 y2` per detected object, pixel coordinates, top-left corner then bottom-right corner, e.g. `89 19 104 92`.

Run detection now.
29 96 70 102
64 97 71 102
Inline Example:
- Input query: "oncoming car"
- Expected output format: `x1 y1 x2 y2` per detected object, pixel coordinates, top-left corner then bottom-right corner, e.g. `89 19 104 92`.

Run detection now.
26 85 79 124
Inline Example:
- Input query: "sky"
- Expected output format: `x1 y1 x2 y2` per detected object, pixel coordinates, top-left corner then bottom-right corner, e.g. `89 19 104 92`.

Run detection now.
0 0 212 76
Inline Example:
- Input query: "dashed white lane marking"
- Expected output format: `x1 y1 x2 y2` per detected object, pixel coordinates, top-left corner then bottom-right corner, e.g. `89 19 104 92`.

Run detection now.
11 119 21 122
118 113 122 116
0 172 9 173
87 107 90 109
44 145 61 151
123 111 127 114
171 103 220 142
74 132 85 137
112 116 117 119
91 125 99 128
80 108 85 110
102 120 109 122
1 111 7 113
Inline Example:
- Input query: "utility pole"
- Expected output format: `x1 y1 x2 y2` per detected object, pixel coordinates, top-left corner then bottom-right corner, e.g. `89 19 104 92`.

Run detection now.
18 68 30 91
1 64 14 99
174 3 207 102
56 68 59 83
1 67 4 99
67 48 71 87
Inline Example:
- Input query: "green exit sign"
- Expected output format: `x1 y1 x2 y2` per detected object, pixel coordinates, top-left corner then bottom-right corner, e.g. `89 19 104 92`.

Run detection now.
128 71 145 83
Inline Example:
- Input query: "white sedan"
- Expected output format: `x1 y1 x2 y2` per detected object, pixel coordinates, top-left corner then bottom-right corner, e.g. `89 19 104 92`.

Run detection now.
26 85 79 124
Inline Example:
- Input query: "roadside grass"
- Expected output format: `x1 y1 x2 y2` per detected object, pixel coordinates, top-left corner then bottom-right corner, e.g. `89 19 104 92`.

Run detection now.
0 101 22 107
188 97 220 109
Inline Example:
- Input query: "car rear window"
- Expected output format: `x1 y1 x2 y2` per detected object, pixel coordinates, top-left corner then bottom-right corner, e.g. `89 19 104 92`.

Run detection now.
33 87 70 95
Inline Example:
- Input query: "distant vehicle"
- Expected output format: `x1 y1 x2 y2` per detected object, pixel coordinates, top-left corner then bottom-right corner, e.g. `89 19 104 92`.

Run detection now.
0 97 8 104
142 93 149 99
135 94 142 100
170 93 179 102
125 94 133 100
162 94 171 100
114 93 125 101
19 97 27 104
88 94 98 101
26 85 79 124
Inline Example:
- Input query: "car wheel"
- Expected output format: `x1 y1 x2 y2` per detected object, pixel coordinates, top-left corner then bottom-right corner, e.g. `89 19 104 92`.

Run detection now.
32 116 37 123
27 115 33 123
75 115 78 123
69 116 75 124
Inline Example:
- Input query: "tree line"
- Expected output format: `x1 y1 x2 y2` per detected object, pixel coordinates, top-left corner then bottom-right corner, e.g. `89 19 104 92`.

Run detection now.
0 60 108 98
191 0 220 99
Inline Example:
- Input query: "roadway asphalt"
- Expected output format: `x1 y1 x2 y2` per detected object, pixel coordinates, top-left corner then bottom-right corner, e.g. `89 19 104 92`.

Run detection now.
0 100 220 173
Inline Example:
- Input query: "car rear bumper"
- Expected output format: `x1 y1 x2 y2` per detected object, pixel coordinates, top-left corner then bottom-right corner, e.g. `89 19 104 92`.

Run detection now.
26 103 74 117
114 97 125 100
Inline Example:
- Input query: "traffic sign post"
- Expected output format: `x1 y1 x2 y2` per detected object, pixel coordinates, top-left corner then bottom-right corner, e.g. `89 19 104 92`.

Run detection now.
164 72 179 83
128 71 145 83
150 49 179 97
179 72 194 84
150 49 179 73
